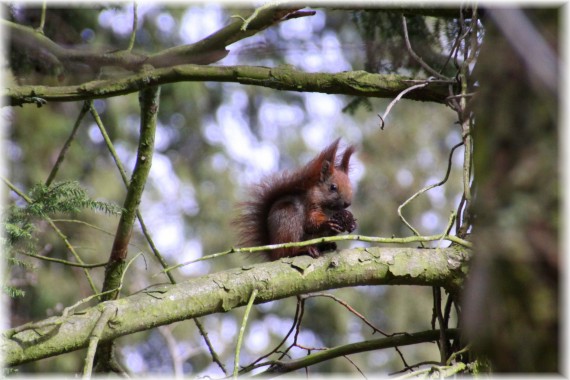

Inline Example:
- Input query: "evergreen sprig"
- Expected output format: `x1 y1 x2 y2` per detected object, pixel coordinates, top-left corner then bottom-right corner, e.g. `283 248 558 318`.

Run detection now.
28 181 122 217
2 180 122 298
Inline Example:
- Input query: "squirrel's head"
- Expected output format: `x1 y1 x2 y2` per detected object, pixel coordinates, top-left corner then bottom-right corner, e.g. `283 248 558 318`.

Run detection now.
311 139 355 210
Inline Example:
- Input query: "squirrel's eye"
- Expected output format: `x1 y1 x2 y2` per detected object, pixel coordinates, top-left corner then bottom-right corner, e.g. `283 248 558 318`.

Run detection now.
330 184 338 192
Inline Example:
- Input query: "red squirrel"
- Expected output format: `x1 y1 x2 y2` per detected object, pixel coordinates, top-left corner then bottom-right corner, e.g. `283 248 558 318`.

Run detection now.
234 138 357 261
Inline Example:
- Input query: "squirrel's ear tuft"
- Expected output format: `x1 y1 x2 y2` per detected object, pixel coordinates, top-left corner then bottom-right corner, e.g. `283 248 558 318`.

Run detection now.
308 138 340 182
320 159 333 180
339 145 355 173
321 138 341 162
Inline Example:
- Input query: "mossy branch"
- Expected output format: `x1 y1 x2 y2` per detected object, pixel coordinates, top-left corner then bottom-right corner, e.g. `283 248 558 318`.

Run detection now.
160 232 472 274
101 85 160 301
93 85 160 371
6 65 451 107
3 247 470 367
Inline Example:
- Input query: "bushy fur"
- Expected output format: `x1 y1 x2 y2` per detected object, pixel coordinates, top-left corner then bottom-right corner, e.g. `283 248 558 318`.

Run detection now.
234 138 356 260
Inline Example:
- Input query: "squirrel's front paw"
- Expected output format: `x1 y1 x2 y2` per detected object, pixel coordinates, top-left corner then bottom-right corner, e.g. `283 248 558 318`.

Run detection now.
326 220 344 233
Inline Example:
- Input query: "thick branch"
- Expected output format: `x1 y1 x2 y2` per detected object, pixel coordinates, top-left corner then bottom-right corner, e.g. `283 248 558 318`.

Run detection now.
3 246 470 366
6 65 450 106
4 19 147 71
107 86 159 263
100 85 160 301
4 7 310 72
147 7 310 67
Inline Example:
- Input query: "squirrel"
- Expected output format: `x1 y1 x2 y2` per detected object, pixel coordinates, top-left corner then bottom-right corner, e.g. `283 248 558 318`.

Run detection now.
234 138 357 261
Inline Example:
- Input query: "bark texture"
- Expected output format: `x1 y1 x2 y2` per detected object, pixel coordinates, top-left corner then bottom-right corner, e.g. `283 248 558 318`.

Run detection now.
4 246 469 367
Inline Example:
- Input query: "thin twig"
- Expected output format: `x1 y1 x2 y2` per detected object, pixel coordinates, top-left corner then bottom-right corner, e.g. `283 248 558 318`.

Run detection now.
460 113 472 207
440 10 471 76
135 210 175 281
241 297 303 374
466 6 479 66
454 8 467 72
20 251 107 268
304 293 390 336
445 92 475 102
158 325 183 377
37 0 47 33
233 288 258 378
51 219 116 237
83 305 116 379
295 343 327 351
88 102 129 184
288 296 306 359
343 355 367 379
437 212 457 249
401 15 450 81
455 8 478 238
89 102 176 284
194 318 228 375
455 194 466 234
127 2 138 51
158 325 199 377
46 219 100 294
432 287 449 364
159 232 472 275
397 142 464 244
378 82 429 129
446 83 461 114
269 295 307 366
45 102 89 187
304 292 412 372
2 177 29 203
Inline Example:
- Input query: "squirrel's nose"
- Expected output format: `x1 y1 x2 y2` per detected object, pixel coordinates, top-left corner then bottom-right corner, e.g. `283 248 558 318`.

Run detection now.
343 201 351 208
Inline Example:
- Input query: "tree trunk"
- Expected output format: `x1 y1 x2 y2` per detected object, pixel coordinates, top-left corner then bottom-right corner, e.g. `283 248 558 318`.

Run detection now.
465 7 559 373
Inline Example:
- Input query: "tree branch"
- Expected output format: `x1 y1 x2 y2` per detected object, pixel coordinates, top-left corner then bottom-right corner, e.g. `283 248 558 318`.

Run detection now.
3 247 470 367
89 101 176 284
263 328 460 375
44 102 89 186
6 65 451 107
100 85 160 301
93 86 160 371
147 6 311 67
4 6 311 73
82 305 116 379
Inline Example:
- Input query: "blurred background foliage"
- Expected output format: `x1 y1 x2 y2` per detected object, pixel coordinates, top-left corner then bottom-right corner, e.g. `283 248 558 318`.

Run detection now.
5 3 468 375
